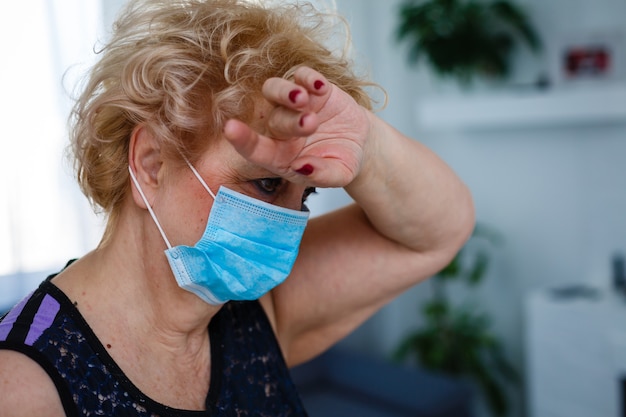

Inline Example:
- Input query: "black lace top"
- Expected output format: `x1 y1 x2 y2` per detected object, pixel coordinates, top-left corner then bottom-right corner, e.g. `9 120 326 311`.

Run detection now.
0 277 308 416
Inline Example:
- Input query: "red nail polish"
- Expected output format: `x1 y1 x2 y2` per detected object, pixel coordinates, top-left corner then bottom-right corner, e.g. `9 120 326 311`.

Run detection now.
296 164 314 176
289 89 301 103
299 114 306 127
314 80 324 90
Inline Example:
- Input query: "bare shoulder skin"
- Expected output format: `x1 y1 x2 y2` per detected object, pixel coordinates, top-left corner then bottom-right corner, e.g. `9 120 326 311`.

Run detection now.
0 350 66 417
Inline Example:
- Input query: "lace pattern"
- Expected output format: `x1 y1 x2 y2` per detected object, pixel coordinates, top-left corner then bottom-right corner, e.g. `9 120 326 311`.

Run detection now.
0 279 308 417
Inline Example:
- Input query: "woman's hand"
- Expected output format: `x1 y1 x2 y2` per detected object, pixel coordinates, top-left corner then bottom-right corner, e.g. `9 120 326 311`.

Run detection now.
223 66 371 188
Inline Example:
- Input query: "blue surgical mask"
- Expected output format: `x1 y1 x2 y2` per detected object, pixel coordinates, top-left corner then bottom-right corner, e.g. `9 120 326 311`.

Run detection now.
128 162 309 305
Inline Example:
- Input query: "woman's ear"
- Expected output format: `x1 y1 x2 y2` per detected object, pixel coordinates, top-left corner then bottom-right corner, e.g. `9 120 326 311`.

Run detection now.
128 125 163 209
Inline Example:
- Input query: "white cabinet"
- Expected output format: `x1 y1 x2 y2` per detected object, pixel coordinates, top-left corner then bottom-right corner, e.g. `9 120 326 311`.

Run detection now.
525 288 626 417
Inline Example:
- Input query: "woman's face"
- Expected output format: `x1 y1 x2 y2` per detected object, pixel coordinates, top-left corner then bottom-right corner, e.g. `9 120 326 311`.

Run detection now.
155 135 312 248
198 137 310 209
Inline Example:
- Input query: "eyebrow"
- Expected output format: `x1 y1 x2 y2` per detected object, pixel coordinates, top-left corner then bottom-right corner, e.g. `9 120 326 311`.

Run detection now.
223 162 278 183
242 157 282 175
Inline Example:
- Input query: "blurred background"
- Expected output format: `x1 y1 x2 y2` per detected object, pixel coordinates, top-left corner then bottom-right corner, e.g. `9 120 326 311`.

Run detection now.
1 1 626 416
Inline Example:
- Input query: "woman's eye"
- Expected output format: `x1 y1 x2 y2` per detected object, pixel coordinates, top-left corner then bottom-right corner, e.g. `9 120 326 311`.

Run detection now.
253 178 284 195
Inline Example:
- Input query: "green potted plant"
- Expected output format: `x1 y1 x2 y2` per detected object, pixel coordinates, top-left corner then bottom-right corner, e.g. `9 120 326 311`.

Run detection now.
393 223 519 417
395 0 541 85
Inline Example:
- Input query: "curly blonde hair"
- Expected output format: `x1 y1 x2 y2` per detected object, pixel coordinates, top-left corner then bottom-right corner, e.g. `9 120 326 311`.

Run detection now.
69 0 375 243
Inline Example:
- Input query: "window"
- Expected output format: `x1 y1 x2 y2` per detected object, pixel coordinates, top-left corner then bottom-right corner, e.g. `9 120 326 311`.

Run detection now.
0 1 105 306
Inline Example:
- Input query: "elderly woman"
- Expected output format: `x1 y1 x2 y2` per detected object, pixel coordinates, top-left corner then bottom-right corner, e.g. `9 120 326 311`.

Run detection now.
0 0 473 415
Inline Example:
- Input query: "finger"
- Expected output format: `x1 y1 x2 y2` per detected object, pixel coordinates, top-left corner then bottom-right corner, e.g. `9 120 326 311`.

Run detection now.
262 78 310 111
223 119 301 172
289 155 356 188
223 119 259 157
266 106 319 139
293 66 330 97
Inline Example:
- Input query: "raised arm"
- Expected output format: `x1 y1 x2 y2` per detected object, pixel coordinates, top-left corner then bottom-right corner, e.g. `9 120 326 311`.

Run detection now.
224 66 475 366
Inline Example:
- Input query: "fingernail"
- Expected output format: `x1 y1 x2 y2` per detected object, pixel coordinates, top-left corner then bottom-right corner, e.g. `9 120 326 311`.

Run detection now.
289 89 301 103
296 164 314 176
314 80 325 90
299 113 307 127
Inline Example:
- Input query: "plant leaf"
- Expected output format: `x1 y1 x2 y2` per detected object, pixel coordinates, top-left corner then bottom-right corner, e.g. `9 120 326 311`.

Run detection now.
467 250 489 285
490 0 541 51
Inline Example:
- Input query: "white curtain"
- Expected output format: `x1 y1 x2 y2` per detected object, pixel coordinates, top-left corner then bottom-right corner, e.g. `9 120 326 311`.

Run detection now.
0 1 105 304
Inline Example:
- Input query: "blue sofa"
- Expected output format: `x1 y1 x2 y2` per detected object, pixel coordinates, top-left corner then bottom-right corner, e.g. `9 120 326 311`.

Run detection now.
290 347 474 417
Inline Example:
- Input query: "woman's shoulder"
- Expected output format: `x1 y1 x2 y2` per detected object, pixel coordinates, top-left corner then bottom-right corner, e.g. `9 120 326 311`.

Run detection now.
0 279 73 347
0 349 66 417
0 277 90 416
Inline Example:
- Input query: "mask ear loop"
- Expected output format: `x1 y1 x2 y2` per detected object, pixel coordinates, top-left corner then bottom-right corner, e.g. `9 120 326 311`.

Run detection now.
182 156 216 200
128 166 172 249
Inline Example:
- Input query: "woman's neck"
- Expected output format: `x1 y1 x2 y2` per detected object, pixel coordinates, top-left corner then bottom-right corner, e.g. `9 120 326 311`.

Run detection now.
51 241 217 410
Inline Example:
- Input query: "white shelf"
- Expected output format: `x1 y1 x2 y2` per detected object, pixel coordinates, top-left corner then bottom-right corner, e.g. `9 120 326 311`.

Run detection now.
416 84 626 131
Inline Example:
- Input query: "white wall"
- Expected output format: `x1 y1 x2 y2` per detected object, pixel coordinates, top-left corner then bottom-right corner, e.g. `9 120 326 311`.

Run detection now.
330 1 626 416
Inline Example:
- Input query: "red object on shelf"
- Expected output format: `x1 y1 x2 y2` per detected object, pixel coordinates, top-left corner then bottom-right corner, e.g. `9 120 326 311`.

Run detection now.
564 46 612 77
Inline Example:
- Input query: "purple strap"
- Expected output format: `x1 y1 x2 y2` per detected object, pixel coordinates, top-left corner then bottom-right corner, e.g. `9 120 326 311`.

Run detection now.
25 294 60 346
0 292 32 342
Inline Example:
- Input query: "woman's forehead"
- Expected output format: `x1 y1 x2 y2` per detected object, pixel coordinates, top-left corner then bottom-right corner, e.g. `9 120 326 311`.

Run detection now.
197 137 274 179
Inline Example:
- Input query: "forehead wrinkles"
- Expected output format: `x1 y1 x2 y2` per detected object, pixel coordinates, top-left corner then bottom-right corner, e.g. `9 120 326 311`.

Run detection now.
200 136 274 183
